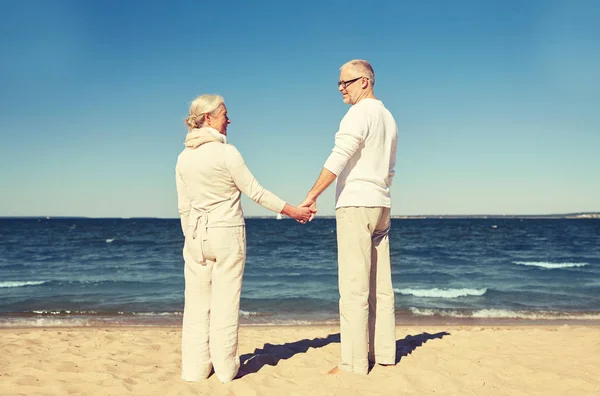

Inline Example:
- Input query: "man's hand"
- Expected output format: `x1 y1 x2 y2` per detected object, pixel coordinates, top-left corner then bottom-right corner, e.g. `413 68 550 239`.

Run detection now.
298 168 336 223
299 197 317 222
295 205 316 224
281 203 316 224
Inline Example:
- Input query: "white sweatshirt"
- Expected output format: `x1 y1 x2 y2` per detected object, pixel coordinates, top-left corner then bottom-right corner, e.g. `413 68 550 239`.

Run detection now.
323 98 398 209
176 128 286 235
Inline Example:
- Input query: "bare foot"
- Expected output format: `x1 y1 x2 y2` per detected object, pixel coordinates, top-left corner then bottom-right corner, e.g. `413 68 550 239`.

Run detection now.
327 366 341 375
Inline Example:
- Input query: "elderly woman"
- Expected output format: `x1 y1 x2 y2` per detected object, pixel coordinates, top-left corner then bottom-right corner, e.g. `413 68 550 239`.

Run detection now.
175 94 313 383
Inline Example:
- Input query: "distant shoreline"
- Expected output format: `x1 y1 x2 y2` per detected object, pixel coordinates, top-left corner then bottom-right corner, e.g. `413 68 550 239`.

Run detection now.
1 213 599 220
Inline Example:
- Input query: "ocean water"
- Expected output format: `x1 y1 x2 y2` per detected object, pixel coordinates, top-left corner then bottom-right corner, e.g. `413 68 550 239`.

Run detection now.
1 217 599 327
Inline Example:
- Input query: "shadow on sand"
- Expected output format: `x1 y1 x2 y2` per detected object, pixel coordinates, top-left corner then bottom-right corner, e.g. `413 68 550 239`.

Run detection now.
394 331 450 364
238 331 450 377
238 333 340 377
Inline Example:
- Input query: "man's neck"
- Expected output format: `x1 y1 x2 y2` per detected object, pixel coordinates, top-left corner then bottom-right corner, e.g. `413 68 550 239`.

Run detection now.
353 91 377 104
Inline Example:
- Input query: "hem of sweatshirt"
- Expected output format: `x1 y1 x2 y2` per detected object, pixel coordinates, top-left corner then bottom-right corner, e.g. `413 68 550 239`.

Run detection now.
207 221 246 227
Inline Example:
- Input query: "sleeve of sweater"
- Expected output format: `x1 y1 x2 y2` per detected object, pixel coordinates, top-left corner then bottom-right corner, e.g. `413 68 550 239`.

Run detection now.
323 106 367 176
225 145 287 213
175 162 191 234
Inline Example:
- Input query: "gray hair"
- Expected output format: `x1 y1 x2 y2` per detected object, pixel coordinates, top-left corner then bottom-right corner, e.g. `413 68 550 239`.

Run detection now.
184 94 225 130
340 59 375 87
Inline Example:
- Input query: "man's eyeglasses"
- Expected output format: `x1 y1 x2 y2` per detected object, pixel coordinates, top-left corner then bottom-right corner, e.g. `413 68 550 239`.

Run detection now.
337 76 365 89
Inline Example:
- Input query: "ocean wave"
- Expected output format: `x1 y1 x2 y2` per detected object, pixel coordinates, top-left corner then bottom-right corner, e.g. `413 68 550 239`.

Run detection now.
409 307 600 320
26 310 265 318
28 310 183 317
513 261 588 269
0 316 338 328
243 319 339 326
0 318 92 328
129 311 264 318
0 281 46 288
32 310 98 315
132 312 182 316
240 310 262 317
395 287 487 298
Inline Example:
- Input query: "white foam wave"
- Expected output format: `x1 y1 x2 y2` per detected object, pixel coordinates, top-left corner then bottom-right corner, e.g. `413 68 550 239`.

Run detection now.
0 281 46 288
105 238 115 243
0 318 92 327
240 310 262 317
409 307 600 320
243 319 339 326
32 310 101 315
133 312 182 316
395 288 487 298
513 261 588 269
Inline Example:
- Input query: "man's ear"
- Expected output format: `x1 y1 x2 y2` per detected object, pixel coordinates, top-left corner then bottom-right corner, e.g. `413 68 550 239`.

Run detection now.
362 77 368 89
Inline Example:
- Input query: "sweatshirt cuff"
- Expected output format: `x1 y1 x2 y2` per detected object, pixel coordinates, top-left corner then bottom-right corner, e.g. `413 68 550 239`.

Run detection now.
274 199 286 214
323 153 346 176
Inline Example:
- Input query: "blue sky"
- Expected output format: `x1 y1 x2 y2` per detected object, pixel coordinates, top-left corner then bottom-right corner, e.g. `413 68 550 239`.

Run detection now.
1 0 598 217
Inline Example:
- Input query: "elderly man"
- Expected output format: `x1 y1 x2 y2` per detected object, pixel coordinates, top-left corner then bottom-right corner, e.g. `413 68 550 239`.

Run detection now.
301 59 398 375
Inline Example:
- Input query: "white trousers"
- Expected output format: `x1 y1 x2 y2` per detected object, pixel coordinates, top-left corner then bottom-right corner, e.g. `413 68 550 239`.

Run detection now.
181 226 246 383
336 207 396 374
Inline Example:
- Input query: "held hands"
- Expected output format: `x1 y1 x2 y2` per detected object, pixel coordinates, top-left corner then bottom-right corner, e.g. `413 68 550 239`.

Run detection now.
293 205 316 224
280 199 317 224
281 203 315 223
298 197 317 223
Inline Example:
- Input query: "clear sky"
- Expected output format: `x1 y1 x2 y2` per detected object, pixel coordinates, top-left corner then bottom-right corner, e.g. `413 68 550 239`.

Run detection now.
1 0 599 217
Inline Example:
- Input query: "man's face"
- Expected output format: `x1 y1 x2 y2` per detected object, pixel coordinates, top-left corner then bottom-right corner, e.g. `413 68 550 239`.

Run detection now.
210 105 230 135
338 67 363 105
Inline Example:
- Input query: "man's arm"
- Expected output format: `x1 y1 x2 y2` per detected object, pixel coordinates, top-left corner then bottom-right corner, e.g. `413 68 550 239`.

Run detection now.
299 168 337 220
304 168 337 204
300 108 366 218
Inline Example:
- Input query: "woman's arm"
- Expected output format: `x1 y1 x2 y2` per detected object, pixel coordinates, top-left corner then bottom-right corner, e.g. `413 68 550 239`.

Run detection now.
175 167 191 234
226 146 314 222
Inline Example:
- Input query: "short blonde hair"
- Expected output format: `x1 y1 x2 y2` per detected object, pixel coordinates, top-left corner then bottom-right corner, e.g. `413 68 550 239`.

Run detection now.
184 94 225 130
340 59 375 87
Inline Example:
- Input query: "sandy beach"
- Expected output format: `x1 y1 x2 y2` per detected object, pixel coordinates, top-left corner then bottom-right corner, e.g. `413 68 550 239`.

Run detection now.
1 324 599 396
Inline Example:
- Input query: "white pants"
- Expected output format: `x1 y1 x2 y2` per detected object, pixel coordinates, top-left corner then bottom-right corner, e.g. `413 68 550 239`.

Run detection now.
181 226 246 383
336 207 396 374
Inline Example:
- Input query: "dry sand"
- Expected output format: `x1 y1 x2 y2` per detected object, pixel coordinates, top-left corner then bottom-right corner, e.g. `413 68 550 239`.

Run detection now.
1 324 599 395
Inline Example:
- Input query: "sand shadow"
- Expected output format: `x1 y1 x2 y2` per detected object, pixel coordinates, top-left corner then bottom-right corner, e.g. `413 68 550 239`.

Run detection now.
238 333 340 377
237 330 450 377
395 331 450 364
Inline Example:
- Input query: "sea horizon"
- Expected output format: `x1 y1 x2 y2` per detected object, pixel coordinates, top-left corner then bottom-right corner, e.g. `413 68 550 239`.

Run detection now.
1 212 599 220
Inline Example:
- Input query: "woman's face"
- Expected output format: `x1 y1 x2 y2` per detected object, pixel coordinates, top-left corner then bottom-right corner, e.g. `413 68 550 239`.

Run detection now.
209 105 231 135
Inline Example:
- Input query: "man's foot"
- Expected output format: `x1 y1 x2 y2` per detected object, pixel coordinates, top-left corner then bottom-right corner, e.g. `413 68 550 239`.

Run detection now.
370 358 395 367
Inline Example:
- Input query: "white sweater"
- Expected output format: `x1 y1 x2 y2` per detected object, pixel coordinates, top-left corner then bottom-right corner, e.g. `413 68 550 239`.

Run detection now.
176 128 286 235
323 98 398 209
